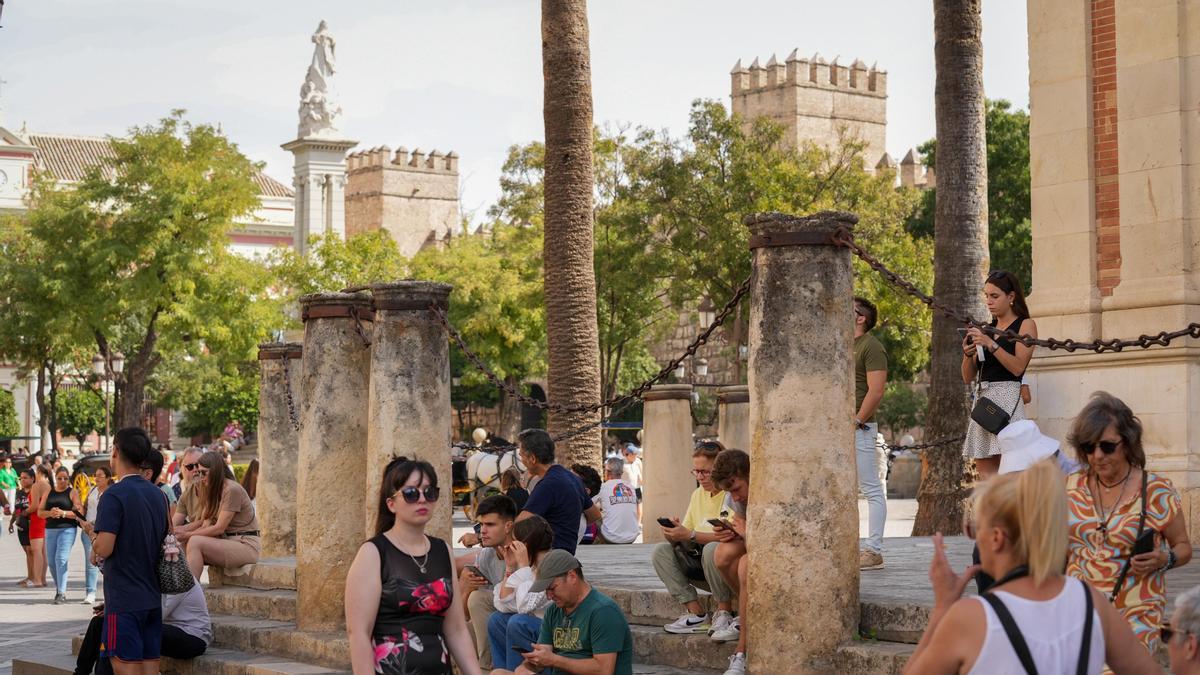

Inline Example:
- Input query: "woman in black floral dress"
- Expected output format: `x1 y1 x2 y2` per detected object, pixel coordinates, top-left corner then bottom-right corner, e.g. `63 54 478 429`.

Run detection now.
346 457 483 675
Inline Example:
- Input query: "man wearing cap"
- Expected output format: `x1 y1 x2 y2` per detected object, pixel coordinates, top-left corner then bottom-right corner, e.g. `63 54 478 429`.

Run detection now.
491 550 633 675
620 444 643 526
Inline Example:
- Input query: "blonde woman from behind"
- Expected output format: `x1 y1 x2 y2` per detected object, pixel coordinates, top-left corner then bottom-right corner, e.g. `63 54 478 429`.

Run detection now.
903 461 1161 674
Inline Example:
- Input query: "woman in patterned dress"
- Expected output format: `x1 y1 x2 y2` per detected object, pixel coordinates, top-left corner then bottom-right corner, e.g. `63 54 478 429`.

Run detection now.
345 457 483 675
1065 391 1192 655
960 271 1039 481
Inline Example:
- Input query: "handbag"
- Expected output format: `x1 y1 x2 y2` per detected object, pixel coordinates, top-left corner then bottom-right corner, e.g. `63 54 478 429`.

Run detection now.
971 373 1021 435
156 492 195 594
673 541 707 582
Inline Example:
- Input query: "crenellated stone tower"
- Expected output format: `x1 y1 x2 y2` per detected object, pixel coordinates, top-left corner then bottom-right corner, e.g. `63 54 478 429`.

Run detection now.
344 145 460 258
731 50 888 168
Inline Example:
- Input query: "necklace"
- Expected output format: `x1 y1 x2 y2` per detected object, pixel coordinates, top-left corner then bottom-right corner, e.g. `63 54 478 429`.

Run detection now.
1098 466 1132 490
1091 470 1131 536
387 532 431 574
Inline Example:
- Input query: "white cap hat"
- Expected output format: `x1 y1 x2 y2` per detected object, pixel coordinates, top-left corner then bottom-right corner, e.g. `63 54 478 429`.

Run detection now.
997 420 1060 474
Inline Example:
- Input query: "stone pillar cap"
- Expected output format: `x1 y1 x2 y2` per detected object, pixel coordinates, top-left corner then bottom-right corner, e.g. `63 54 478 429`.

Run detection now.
643 383 693 401
371 280 453 310
258 342 303 360
717 385 750 404
744 210 858 237
299 291 374 322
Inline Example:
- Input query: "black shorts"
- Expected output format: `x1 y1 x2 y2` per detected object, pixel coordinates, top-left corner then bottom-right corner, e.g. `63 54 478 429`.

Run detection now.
635 487 643 503
17 526 29 547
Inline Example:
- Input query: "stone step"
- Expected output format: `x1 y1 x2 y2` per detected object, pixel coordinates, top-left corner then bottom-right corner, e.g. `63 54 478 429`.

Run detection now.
205 586 298 622
16 645 348 675
210 558 297 591
209 614 350 669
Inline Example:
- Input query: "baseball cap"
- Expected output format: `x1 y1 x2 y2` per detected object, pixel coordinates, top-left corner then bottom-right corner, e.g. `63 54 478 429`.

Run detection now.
529 549 582 593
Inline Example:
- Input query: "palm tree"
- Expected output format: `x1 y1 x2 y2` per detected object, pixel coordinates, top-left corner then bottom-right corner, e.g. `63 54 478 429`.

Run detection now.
541 0 602 468
913 0 990 535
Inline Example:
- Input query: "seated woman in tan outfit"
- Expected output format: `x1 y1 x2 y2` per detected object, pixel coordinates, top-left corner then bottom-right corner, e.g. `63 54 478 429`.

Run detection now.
175 451 260 577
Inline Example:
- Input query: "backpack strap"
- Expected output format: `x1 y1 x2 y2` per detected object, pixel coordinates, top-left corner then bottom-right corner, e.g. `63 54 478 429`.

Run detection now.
1077 579 1095 675
980 593 1039 675
1109 470 1149 603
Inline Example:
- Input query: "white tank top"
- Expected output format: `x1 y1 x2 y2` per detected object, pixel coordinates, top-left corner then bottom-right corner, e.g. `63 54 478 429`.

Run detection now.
967 578 1105 675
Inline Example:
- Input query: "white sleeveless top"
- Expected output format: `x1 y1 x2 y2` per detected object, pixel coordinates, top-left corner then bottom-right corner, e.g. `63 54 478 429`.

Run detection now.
967 578 1105 675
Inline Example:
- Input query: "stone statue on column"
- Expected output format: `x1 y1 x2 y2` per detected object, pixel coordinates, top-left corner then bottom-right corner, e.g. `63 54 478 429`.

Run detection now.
298 20 343 139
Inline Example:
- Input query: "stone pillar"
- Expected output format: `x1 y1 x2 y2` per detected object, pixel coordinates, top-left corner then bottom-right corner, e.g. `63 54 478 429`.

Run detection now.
365 282 454 542
744 211 859 672
295 292 374 631
716 385 750 451
256 342 303 559
640 384 694 545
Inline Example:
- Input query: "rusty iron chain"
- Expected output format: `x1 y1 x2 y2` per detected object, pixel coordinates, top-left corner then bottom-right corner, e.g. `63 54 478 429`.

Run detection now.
430 274 751 415
882 434 965 454
280 355 300 432
832 227 1200 353
349 306 373 347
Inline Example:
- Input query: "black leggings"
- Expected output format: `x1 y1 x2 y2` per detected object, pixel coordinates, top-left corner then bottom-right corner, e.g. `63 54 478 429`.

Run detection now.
76 615 208 674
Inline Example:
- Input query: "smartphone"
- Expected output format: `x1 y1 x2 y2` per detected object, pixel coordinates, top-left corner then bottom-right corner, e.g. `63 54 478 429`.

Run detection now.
656 517 675 528
1132 529 1156 556
465 564 488 582
707 518 734 530
957 327 971 342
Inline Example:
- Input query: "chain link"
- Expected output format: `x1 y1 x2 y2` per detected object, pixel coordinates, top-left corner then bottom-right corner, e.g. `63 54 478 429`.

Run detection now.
350 306 373 347
431 274 751 415
881 434 964 454
280 355 300 432
833 228 1200 353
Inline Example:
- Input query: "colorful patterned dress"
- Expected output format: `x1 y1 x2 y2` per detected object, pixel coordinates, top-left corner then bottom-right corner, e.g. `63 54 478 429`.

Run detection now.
370 534 455 675
1066 470 1182 652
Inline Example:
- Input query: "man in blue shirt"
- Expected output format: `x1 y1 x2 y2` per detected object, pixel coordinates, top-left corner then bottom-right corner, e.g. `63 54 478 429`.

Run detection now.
516 429 601 554
91 427 169 675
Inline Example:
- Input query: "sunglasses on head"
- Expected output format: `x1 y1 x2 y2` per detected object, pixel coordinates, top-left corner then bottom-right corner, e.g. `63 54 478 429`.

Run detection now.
1090 440 1121 455
392 486 440 504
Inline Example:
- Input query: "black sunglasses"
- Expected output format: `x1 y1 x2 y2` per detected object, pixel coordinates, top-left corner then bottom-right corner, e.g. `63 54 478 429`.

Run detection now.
1090 440 1121 455
1162 623 1189 644
392 486 440 504
183 463 200 471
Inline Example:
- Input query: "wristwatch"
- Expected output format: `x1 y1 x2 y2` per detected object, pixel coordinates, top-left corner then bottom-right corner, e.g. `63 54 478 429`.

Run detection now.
689 530 697 543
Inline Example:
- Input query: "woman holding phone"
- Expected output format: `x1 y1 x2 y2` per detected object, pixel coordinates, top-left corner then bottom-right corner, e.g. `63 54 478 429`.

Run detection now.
960 270 1038 480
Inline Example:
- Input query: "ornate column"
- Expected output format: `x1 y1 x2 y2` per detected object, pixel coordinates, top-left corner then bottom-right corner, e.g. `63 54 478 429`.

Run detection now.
364 282 454 542
640 384 694 545
744 211 859 671
295 292 374 631
716 385 750 451
256 342 302 558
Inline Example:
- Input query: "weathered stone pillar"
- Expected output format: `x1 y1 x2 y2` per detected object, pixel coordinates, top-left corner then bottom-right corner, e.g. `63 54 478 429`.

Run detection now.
256 342 302 558
295 292 374 631
365 281 454 542
716 385 750 451
744 211 859 671
640 384 694 545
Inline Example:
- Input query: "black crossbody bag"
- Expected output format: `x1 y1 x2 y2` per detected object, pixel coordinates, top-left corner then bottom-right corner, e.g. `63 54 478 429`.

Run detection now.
970 370 1021 435
981 571 1095 675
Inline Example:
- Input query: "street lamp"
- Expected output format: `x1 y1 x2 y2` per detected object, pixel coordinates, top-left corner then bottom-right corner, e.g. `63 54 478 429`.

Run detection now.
92 352 124 453
695 358 709 378
673 363 686 380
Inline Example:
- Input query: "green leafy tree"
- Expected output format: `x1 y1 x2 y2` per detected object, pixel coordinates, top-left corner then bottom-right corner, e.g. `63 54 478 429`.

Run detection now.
267 230 408 312
875 382 927 441
178 371 259 439
0 389 21 438
55 388 106 447
22 111 276 427
909 98 1032 290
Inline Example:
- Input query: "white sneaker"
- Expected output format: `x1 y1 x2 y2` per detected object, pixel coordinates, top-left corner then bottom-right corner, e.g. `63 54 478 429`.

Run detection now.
664 612 710 634
711 615 740 642
724 652 747 675
83 593 96 604
708 610 734 635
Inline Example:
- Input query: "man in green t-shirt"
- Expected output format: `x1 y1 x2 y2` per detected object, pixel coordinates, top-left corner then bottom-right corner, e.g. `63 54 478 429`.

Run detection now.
497 549 633 675
853 296 888 570
0 455 18 523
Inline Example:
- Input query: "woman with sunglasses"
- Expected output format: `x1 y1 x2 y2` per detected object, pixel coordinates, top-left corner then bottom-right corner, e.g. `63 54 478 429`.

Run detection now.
38 465 83 603
904 460 1156 674
960 270 1038 481
175 450 260 579
345 457 483 675
1065 391 1191 656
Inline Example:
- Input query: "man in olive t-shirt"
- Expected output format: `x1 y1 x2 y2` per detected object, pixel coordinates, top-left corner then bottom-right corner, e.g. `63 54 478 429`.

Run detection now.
500 550 633 675
853 296 888 570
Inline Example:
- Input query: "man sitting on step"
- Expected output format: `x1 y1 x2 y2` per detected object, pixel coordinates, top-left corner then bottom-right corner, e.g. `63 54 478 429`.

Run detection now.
652 440 735 635
459 494 519 670
710 449 751 675
490 550 633 675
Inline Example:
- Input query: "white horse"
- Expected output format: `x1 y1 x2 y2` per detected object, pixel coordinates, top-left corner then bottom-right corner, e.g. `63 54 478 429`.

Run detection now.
463 447 525 518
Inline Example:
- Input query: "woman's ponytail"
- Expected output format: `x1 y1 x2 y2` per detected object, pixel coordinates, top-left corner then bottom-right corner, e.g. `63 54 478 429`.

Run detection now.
1015 460 1068 584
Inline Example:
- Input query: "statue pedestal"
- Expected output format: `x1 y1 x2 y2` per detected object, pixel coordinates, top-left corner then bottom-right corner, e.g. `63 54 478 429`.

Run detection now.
281 136 357 256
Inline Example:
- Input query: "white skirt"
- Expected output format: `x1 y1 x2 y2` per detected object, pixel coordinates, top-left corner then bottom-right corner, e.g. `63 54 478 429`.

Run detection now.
961 380 1026 459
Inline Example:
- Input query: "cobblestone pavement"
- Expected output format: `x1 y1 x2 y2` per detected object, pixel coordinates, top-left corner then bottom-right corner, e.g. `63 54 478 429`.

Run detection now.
0 528 100 674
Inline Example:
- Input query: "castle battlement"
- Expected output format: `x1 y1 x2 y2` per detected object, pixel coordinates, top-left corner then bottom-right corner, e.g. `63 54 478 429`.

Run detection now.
731 49 887 98
346 145 458 174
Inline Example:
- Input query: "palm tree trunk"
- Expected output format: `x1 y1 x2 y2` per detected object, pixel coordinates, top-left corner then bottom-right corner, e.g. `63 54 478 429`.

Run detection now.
913 0 990 535
541 0 602 470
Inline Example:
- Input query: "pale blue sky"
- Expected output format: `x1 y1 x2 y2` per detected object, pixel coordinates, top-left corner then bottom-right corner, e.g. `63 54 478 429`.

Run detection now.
0 1 1029 222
